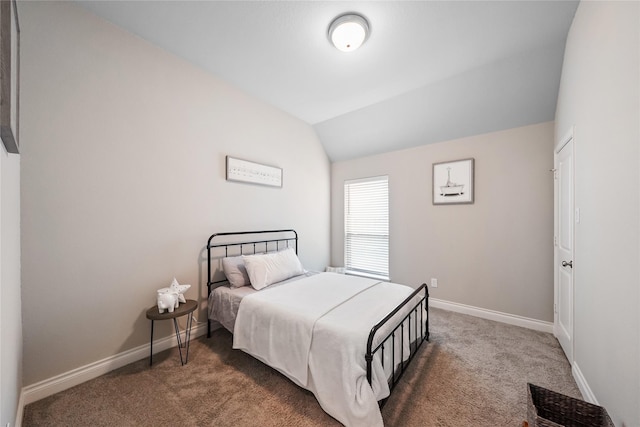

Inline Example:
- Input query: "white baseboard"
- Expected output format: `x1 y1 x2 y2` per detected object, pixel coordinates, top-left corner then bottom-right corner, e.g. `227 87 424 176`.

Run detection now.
21 322 208 407
15 388 25 427
572 361 598 404
429 298 554 333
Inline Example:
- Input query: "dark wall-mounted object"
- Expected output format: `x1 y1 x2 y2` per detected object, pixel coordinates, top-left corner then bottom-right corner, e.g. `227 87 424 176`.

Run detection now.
0 0 20 154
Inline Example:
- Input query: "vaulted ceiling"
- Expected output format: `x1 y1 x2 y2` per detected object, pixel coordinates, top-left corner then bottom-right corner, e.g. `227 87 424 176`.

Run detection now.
77 1 579 161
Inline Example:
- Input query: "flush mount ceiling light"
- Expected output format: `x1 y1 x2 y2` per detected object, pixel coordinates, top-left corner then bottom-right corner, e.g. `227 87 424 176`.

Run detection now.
328 13 370 52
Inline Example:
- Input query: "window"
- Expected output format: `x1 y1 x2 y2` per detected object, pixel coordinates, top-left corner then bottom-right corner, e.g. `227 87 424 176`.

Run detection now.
344 176 389 279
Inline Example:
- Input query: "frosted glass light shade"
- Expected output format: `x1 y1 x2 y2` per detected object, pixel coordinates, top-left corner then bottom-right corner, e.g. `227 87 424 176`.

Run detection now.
329 14 370 52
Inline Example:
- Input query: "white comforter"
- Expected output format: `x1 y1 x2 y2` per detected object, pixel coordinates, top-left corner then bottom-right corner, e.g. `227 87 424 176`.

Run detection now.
233 272 416 427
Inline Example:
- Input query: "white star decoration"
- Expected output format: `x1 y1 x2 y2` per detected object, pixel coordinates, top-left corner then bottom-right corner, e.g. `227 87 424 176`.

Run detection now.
169 277 190 303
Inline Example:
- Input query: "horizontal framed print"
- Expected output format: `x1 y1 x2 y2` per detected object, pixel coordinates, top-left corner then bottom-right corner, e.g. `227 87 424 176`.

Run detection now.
226 156 282 188
433 158 474 205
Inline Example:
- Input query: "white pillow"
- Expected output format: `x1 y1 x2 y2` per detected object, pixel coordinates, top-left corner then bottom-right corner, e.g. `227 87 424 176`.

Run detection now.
222 256 251 288
243 248 304 290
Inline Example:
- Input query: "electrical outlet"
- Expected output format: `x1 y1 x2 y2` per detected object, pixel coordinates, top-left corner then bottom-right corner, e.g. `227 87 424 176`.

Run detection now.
430 278 438 288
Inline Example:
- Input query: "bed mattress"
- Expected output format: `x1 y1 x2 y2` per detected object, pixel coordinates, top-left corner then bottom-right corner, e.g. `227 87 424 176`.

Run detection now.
208 271 317 332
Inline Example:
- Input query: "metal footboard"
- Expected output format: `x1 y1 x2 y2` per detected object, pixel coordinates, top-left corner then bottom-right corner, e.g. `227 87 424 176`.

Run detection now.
365 283 429 405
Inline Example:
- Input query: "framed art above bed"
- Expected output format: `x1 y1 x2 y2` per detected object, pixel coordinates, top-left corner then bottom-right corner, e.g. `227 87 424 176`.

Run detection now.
226 156 283 188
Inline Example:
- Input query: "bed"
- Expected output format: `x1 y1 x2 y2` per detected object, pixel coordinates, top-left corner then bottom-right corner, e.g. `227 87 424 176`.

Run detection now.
206 230 429 427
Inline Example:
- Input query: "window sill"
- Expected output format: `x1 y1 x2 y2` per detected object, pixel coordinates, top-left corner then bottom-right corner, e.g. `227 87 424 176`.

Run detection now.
345 270 390 282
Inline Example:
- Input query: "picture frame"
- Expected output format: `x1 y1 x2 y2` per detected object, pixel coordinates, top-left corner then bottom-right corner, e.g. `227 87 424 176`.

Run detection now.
0 0 20 154
226 156 283 188
433 158 474 205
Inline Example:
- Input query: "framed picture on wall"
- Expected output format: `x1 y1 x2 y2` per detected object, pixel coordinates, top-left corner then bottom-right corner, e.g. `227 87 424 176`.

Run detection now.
0 0 20 154
432 158 474 205
226 156 283 188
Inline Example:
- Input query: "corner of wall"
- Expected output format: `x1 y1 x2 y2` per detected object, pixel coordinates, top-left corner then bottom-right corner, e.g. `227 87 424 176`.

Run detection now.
0 147 22 427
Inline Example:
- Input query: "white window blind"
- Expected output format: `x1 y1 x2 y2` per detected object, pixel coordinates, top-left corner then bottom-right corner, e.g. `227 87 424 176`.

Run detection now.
344 176 389 279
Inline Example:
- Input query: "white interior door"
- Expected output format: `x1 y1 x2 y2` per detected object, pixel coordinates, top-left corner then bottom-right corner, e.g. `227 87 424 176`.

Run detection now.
555 134 574 363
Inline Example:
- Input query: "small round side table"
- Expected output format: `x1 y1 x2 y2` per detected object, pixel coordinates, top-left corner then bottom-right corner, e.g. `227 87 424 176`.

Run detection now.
146 299 197 366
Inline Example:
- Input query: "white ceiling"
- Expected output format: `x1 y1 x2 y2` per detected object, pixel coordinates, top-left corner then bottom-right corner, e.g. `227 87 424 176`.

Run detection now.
77 1 579 161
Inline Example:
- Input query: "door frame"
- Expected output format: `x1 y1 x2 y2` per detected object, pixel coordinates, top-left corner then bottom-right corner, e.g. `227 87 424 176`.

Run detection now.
554 126 575 364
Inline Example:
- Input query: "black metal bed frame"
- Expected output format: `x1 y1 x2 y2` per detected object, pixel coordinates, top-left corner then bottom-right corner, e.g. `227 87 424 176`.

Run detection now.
206 229 298 338
205 229 429 402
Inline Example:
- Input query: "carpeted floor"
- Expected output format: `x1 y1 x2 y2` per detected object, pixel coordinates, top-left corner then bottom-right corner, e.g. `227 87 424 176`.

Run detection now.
23 308 580 426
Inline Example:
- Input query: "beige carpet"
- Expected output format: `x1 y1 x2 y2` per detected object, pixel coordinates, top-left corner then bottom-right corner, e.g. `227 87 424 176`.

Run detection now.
23 308 580 426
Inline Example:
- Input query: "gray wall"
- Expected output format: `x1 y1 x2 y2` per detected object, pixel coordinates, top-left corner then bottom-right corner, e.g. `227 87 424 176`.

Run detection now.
331 122 555 322
0 141 22 427
555 2 639 425
20 2 330 386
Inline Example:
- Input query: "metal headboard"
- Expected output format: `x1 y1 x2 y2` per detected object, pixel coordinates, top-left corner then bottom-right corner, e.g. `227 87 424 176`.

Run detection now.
206 229 298 337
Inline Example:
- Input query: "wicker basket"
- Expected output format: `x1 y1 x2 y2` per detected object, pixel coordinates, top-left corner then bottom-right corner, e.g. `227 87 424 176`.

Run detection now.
527 383 614 427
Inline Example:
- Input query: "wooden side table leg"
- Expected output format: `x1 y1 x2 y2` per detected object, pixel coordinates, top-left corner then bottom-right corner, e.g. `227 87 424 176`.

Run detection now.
149 319 154 366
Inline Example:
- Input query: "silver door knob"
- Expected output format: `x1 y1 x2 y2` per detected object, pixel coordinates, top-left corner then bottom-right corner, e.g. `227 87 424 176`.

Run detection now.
562 260 573 268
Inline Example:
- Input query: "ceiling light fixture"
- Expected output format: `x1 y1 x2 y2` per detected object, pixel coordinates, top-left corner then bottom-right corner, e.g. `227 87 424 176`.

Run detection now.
328 13 370 52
